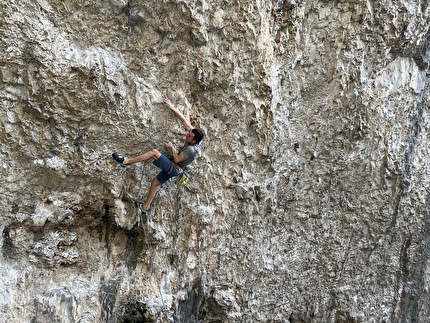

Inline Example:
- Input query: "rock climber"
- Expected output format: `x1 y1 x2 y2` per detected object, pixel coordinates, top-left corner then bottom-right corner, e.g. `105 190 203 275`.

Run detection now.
112 98 204 213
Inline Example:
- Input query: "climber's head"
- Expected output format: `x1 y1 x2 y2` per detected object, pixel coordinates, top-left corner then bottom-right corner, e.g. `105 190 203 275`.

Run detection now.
186 128 204 145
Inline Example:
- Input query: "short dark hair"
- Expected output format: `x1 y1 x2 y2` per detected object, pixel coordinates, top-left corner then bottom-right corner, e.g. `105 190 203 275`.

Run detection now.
191 128 204 144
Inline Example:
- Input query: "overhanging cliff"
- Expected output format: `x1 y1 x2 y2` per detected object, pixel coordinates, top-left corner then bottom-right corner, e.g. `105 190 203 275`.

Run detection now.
1 0 429 322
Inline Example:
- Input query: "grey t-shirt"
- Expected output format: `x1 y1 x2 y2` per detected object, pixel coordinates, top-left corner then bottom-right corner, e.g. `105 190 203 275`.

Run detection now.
177 142 200 168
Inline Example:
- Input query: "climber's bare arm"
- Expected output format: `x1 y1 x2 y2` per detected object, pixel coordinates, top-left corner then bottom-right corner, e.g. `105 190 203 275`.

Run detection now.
164 141 186 164
163 98 193 131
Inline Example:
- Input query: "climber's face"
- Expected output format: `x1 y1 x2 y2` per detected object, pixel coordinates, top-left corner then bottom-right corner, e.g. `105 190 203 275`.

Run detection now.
186 129 196 144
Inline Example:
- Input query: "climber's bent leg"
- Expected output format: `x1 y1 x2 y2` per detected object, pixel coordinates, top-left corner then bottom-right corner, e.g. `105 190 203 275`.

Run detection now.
142 177 160 210
124 149 161 165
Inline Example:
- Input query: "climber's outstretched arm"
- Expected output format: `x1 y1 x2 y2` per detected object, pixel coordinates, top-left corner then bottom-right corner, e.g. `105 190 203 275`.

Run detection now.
163 98 193 131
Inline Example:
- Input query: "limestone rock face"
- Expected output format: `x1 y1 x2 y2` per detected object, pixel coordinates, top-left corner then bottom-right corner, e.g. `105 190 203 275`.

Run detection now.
1 0 429 322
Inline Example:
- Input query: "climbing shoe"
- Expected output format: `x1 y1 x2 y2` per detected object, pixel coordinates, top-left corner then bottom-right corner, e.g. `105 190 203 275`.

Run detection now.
112 152 126 166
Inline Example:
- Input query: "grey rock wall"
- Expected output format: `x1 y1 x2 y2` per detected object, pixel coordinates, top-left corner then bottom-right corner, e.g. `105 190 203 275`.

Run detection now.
1 0 429 322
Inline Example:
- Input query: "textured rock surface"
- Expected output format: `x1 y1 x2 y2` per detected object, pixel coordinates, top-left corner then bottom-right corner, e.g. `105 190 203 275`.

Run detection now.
1 0 429 322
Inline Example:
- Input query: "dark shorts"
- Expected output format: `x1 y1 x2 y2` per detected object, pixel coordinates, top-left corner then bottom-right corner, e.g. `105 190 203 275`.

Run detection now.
153 154 181 184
